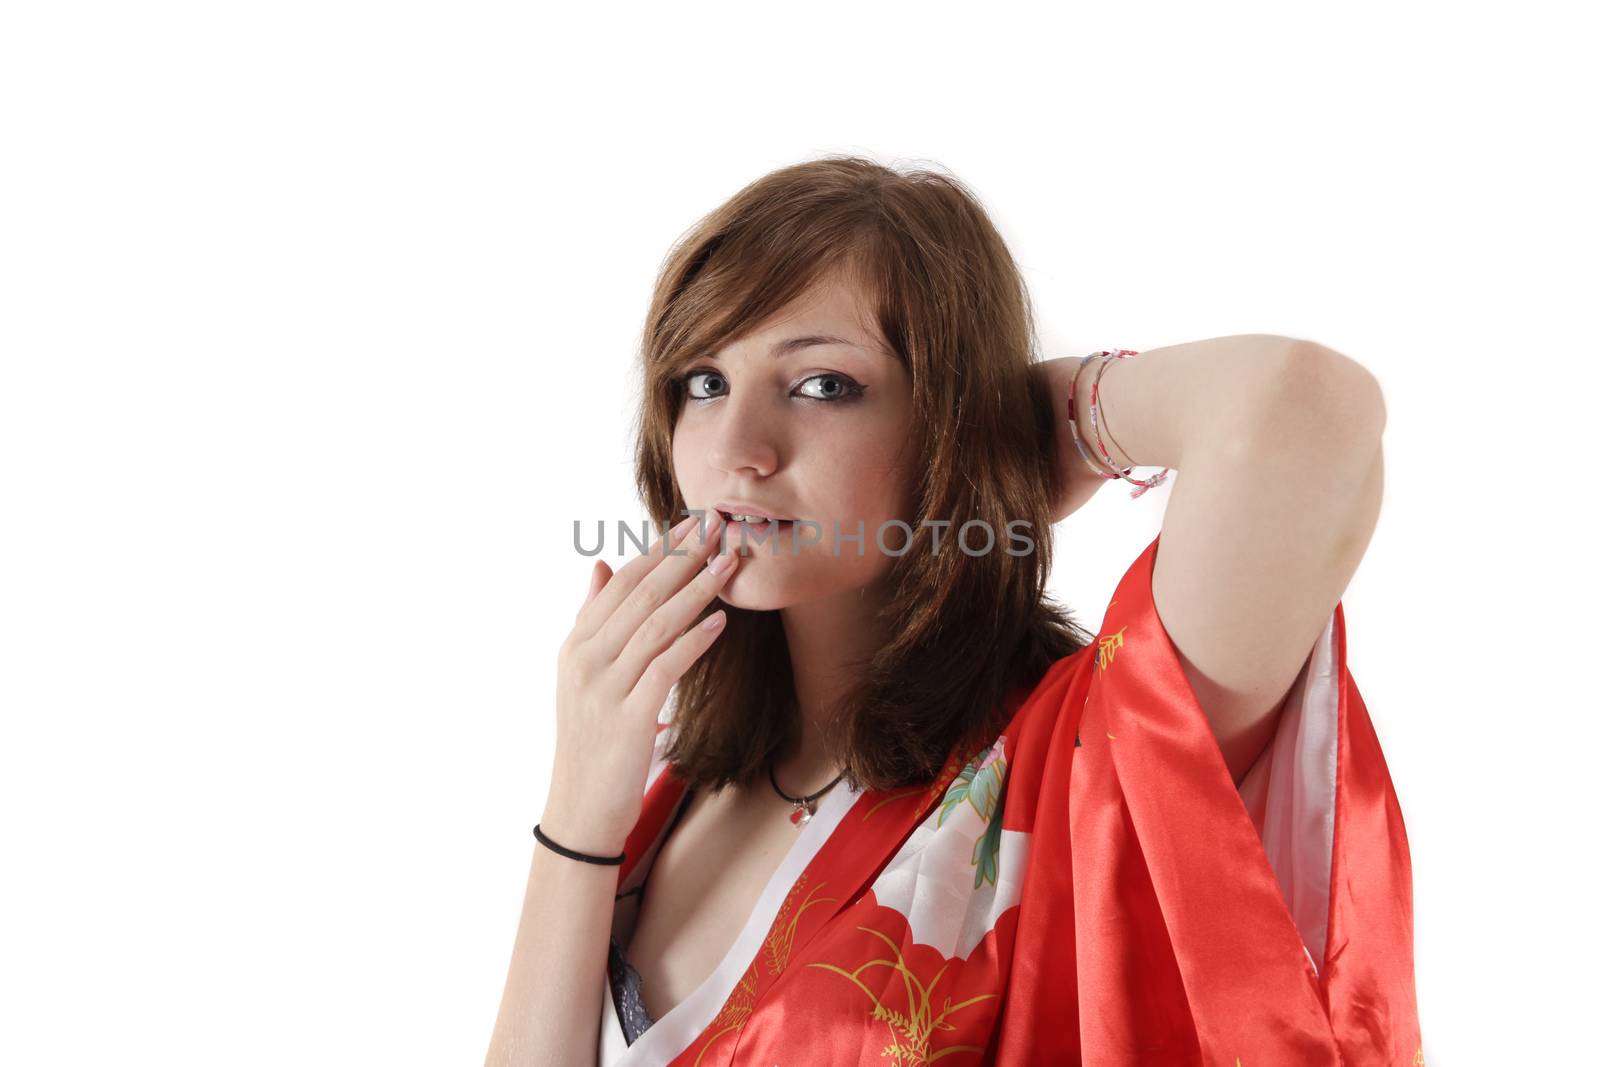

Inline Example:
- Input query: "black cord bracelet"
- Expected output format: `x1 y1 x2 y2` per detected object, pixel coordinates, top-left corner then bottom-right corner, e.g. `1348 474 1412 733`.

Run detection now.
533 822 626 865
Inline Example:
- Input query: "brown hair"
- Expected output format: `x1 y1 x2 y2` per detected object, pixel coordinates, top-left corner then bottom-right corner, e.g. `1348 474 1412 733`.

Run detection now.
633 155 1095 796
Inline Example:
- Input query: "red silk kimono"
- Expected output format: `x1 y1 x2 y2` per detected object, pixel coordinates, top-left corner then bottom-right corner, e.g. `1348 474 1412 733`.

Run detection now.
599 533 1423 1065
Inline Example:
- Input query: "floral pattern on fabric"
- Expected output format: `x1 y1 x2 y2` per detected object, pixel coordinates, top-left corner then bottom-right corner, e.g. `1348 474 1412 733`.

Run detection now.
938 734 1009 890
599 534 1422 1066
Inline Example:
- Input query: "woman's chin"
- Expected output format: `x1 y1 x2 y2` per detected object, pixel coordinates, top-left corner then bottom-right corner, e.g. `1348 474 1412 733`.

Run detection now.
715 568 797 613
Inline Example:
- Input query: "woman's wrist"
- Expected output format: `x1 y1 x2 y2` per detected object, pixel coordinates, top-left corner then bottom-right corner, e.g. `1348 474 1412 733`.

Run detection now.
1039 356 1113 522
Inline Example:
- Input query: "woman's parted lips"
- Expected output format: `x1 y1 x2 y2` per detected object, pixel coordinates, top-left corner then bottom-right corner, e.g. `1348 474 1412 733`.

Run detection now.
721 513 798 528
712 502 798 523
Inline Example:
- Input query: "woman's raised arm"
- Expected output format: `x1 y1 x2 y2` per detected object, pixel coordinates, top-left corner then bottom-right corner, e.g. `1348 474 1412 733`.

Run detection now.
484 512 741 1065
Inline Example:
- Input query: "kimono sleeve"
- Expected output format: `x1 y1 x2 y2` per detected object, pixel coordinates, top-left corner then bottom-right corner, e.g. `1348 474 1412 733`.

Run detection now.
999 532 1423 1066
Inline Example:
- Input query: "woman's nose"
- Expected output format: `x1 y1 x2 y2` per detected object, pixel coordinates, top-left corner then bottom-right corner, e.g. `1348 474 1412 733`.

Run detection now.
706 389 780 476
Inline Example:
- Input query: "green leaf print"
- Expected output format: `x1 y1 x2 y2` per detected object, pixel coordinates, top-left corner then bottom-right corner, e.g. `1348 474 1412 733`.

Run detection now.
936 736 1010 890
971 803 1004 890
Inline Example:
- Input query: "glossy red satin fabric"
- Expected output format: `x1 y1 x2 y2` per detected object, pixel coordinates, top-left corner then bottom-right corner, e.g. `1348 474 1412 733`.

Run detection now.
615 533 1422 1065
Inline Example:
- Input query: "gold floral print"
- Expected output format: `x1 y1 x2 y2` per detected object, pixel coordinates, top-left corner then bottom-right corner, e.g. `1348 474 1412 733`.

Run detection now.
1095 625 1127 674
688 875 840 1064
807 924 998 1065
864 785 931 822
762 874 838 978
691 967 758 1066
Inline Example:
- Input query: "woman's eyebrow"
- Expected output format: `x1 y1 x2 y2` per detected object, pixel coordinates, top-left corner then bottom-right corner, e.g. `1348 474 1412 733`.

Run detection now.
702 333 876 363
767 334 862 358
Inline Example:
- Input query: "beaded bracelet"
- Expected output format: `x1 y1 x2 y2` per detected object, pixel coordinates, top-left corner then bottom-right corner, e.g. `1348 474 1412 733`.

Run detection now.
1065 349 1172 499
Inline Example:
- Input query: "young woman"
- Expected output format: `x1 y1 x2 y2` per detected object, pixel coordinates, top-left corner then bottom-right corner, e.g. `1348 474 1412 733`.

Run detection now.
485 157 1421 1066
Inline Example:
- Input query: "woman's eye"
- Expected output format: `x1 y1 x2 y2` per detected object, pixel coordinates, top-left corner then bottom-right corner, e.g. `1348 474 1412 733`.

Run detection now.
795 373 865 402
680 369 865 403
683 370 726 399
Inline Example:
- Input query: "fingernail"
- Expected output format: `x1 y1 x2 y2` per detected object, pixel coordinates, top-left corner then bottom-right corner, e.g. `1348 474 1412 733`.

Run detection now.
707 549 735 574
701 609 726 631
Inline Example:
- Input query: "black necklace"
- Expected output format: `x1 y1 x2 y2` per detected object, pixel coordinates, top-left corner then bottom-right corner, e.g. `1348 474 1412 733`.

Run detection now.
768 761 847 827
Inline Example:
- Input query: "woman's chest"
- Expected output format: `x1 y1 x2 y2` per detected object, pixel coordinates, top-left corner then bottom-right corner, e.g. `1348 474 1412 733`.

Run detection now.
623 787 806 1024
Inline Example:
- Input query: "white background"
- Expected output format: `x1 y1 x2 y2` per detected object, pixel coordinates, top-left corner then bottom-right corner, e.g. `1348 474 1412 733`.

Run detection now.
2 2 1591 1063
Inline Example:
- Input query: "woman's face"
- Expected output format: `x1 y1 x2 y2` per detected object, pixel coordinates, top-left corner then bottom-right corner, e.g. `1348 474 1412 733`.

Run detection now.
671 271 916 612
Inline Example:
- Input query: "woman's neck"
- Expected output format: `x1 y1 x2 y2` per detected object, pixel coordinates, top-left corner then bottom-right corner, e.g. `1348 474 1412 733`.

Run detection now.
774 581 888 793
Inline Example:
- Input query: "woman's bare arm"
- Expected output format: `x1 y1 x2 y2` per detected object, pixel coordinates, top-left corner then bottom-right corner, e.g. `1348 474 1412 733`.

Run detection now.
486 513 741 1065
483 782 625 1067
1038 334 1386 783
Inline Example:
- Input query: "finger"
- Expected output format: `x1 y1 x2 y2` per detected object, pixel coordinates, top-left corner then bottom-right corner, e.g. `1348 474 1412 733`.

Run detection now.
572 513 701 640
591 510 727 665
578 559 612 616
612 537 740 692
624 607 728 724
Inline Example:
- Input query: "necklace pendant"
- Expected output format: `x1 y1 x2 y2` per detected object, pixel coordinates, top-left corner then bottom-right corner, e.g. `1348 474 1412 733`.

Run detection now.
790 802 813 827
